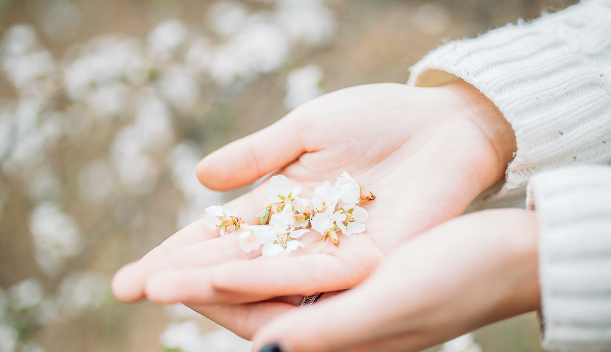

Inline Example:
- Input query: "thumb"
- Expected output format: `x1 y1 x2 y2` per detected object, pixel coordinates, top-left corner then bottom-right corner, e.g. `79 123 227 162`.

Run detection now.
251 283 397 352
196 113 306 190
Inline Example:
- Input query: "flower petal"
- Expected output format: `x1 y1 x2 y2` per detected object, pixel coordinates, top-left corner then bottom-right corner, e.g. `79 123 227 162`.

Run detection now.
285 240 304 253
270 175 291 195
262 243 284 257
205 205 224 217
336 221 348 234
289 229 309 239
346 222 366 235
262 184 280 202
238 230 260 253
289 185 302 198
311 213 332 234
204 215 221 229
339 183 360 205
314 180 333 196
351 206 368 222
332 211 346 223
223 204 239 217
270 213 292 229
251 225 277 243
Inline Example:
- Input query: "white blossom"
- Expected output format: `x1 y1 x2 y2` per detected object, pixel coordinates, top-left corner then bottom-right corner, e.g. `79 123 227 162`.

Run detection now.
260 213 308 257
29 203 82 276
440 333 482 352
262 175 302 204
164 304 201 320
9 278 43 310
33 298 60 325
2 50 56 89
311 211 335 235
274 0 338 48
411 4 451 36
334 206 367 235
2 24 39 56
194 327 252 352
238 226 275 253
148 19 188 61
166 142 223 229
0 323 18 352
204 205 241 236
63 36 148 100
335 171 361 206
284 65 324 110
206 1 248 38
311 180 339 212
55 271 108 317
156 65 200 111
160 320 201 350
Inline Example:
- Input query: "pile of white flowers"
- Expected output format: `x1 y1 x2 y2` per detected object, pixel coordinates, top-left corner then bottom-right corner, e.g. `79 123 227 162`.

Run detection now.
205 172 375 257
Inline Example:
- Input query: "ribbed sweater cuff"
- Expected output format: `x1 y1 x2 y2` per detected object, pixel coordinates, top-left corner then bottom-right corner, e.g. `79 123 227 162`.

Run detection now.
408 0 611 205
527 165 611 352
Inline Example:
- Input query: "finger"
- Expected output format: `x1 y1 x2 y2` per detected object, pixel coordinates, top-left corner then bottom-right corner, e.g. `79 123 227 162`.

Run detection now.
112 191 267 302
189 302 296 340
185 292 343 340
115 233 258 302
144 254 367 304
196 114 306 190
111 218 219 302
252 286 396 352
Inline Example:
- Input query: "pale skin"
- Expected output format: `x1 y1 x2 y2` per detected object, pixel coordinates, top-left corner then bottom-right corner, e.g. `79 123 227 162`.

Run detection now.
112 80 518 339
252 209 541 352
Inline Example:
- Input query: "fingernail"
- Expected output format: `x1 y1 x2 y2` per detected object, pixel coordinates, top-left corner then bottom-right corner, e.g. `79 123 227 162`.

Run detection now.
259 343 283 352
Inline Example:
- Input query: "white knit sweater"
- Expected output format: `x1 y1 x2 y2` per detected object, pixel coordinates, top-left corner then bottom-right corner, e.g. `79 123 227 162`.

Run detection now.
408 1 611 351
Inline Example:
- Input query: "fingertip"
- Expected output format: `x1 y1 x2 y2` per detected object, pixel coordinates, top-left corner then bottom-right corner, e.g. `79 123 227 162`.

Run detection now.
145 273 180 304
195 154 229 190
111 262 145 302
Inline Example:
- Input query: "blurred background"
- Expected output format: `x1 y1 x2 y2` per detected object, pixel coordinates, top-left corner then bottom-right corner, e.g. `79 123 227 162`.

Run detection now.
0 0 577 351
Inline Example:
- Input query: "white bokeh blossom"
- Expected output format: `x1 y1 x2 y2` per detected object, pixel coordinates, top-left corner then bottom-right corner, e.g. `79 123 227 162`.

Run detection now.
284 65 324 110
9 278 43 310
0 323 18 352
160 320 201 351
29 202 82 276
440 333 482 352
148 19 188 61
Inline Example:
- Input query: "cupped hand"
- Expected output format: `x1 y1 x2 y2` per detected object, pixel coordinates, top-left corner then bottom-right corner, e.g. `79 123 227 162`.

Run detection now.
111 80 516 336
252 209 541 352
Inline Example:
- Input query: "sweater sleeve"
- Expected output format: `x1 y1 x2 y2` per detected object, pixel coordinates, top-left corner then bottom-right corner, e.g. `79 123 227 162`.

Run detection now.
527 165 611 352
408 0 611 206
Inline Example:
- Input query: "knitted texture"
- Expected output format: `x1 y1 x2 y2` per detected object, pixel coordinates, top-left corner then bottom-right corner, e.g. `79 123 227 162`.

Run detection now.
527 165 611 352
408 0 611 205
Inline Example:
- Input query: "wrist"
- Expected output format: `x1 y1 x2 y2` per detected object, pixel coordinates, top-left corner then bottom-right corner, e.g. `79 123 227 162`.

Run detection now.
442 80 517 184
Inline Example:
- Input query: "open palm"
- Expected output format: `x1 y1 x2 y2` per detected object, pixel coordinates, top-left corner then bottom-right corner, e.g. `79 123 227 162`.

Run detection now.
112 81 515 338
